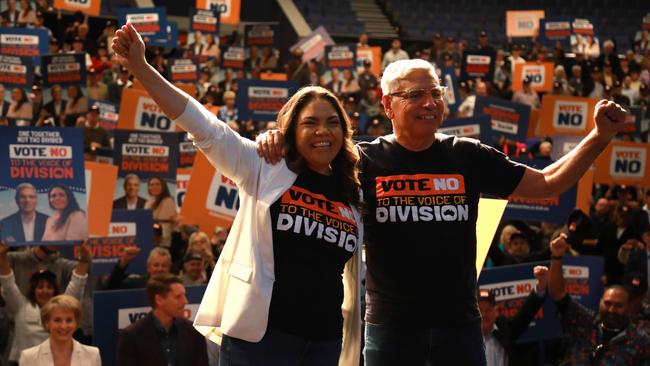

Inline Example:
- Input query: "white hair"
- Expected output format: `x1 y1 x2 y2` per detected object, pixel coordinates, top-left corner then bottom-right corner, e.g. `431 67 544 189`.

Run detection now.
380 59 439 95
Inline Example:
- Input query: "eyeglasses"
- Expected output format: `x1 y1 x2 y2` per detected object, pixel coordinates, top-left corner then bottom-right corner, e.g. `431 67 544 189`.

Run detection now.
388 86 448 102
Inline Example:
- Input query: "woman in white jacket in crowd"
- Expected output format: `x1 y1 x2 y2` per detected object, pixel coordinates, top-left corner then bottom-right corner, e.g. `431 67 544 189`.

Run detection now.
112 23 363 366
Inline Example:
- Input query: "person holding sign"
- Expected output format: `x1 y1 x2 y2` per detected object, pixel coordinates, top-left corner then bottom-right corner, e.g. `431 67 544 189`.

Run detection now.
112 23 364 365
0 240 92 363
41 183 88 242
257 58 628 365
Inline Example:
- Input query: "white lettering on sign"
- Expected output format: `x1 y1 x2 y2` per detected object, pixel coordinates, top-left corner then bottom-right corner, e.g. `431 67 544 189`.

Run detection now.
300 34 323 53
0 34 39 45
439 124 480 137
64 0 91 8
9 144 72 159
467 55 491 65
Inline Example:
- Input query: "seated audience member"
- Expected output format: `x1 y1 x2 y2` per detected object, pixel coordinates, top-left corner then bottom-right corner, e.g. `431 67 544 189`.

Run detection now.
113 174 147 209
0 240 91 363
548 234 650 364
105 246 171 290
490 231 550 266
19 295 101 366
116 273 208 366
479 266 549 366
82 105 111 151
43 84 67 126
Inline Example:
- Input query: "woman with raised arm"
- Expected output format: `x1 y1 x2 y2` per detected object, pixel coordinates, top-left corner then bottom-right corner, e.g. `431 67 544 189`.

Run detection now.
112 23 363 366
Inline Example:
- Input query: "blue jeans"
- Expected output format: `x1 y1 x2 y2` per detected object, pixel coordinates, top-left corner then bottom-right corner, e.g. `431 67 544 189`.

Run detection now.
219 330 342 366
364 321 487 366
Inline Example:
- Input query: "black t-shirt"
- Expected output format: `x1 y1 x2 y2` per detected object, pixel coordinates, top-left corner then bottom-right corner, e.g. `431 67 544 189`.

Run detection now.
268 168 358 340
358 134 525 327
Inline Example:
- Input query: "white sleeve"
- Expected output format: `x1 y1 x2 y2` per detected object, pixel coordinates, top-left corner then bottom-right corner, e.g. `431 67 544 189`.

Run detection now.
173 97 261 191
63 271 88 300
0 271 27 313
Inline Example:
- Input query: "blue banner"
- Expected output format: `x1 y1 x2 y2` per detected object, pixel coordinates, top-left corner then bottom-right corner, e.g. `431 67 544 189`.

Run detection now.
113 130 179 181
502 159 578 224
460 49 496 81
473 96 531 144
441 67 460 113
90 99 120 131
0 54 33 88
150 21 178 48
93 285 207 366
325 45 357 70
189 8 220 35
438 115 492 143
0 126 87 246
478 256 604 343
0 27 49 62
60 209 153 275
41 53 87 87
167 58 199 82
539 18 572 50
244 24 277 47
117 7 168 41
236 79 298 121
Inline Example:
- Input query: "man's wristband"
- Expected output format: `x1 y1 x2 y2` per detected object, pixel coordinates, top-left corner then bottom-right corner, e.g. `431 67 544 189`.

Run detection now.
551 255 563 260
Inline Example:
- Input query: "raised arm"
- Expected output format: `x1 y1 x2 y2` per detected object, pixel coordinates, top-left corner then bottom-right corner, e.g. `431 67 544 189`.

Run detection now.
548 234 569 301
0 241 27 312
112 23 188 119
511 100 626 198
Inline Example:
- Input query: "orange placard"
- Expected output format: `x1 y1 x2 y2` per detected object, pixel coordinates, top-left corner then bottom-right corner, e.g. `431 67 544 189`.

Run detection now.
195 0 241 25
260 72 287 81
506 10 545 37
357 46 382 78
576 168 594 214
53 0 101 16
594 141 650 186
117 88 186 132
513 62 554 92
527 108 540 138
85 161 117 237
539 95 597 136
180 152 236 232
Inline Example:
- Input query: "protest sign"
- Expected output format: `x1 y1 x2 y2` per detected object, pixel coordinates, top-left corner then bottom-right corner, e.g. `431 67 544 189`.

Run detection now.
539 95 597 136
539 18 572 49
441 67 460 113
512 62 554 92
290 26 335 63
506 10 545 37
178 132 197 168
222 46 245 69
117 7 168 41
176 168 191 211
150 21 178 48
236 79 297 121
438 115 491 143
89 99 119 130
195 0 240 24
168 58 199 83
190 7 220 34
244 24 277 46
180 152 236 232
117 87 181 132
53 0 101 16
594 141 649 186
41 53 86 87
0 28 48 61
473 96 531 143
355 46 382 77
460 49 496 81
84 161 116 237
324 45 356 70
0 127 87 246
479 256 604 342
0 55 32 89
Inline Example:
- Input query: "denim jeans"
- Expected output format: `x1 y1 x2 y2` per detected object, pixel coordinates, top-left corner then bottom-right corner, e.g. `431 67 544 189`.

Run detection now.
219 329 342 366
364 320 487 366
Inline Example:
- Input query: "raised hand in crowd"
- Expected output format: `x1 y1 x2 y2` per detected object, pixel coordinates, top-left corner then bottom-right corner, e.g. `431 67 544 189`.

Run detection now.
74 240 93 276
533 265 549 293
118 245 141 269
548 233 569 301
550 233 569 258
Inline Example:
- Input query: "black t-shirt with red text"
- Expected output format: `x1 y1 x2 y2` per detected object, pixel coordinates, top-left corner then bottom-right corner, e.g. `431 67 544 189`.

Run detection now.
358 134 525 327
268 168 358 340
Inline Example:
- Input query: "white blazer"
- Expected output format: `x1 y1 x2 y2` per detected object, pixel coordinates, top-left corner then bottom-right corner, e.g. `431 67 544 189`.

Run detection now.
176 98 363 366
18 339 101 366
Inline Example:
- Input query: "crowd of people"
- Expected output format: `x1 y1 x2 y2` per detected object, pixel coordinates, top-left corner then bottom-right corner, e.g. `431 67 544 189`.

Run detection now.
0 1 649 366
